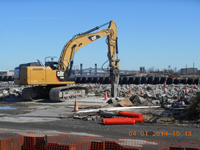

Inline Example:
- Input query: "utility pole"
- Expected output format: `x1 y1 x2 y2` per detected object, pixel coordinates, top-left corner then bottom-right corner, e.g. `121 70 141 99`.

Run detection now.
193 63 194 82
186 65 187 74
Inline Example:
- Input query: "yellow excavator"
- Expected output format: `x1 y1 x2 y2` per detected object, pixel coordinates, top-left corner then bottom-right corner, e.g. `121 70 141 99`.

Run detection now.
14 20 120 101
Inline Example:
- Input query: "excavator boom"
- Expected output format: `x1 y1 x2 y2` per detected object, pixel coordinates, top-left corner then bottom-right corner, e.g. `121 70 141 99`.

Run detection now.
58 20 120 97
58 20 119 73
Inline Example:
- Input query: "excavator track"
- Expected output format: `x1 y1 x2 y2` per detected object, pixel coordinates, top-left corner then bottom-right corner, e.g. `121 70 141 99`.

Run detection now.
22 86 49 101
22 87 43 101
49 86 88 102
22 87 34 101
22 86 88 101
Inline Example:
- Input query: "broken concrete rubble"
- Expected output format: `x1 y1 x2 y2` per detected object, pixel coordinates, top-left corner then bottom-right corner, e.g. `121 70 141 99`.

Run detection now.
1 81 200 122
146 86 153 91
0 83 198 108
0 83 198 110
0 86 24 99
129 94 154 106
106 98 118 106
73 110 117 121
152 100 160 105
70 84 199 125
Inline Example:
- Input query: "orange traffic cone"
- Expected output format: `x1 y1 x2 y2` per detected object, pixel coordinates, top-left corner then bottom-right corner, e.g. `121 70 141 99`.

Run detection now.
140 88 144 94
89 83 92 88
104 91 108 100
98 83 101 90
164 81 167 88
178 92 182 101
178 95 181 101
185 87 188 93
74 100 78 112
129 87 132 93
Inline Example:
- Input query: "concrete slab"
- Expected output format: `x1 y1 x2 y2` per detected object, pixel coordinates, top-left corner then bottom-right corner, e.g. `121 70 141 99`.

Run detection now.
0 96 120 123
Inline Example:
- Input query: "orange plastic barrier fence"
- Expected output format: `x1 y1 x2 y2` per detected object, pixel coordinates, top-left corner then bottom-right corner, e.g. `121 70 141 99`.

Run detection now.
0 130 199 150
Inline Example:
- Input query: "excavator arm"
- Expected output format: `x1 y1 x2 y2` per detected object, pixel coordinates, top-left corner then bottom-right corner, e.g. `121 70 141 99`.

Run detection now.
58 21 120 75
58 20 120 97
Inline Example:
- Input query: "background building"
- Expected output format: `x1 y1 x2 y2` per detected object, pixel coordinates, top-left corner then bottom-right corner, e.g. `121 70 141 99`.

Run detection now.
140 67 146 73
180 68 197 74
0 70 14 76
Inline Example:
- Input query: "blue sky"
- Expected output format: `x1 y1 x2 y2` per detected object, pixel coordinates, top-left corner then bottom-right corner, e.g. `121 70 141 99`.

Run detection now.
0 0 199 71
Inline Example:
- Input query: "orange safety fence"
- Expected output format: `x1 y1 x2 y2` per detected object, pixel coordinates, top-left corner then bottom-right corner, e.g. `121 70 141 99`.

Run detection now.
0 130 199 150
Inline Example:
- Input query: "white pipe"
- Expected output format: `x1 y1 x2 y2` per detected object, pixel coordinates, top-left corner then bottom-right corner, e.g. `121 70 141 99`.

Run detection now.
76 106 160 113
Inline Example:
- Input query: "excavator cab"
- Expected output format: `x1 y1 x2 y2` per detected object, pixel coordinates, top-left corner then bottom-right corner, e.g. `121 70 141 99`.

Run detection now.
44 56 58 70
45 62 58 70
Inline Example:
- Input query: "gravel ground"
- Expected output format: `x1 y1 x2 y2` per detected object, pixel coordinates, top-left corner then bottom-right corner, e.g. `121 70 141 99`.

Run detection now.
0 97 199 143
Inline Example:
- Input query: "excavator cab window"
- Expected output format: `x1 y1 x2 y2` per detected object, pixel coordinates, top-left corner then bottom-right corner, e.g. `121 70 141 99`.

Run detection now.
45 62 58 70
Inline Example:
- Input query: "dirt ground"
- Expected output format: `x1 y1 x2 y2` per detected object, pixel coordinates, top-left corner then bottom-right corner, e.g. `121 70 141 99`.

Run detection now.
0 96 199 146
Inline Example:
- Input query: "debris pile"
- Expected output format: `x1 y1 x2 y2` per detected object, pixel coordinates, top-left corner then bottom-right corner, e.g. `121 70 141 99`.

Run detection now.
72 83 200 124
0 87 23 99
73 110 117 121
93 84 199 109
0 81 200 124
0 81 15 87
73 110 145 125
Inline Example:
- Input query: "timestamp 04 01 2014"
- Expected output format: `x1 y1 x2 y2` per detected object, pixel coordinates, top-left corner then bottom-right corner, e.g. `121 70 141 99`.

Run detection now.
128 131 192 137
